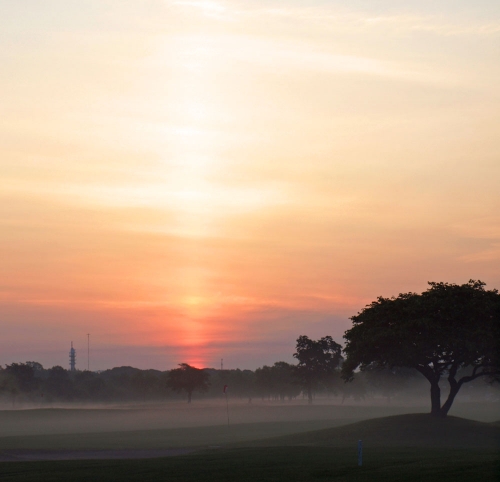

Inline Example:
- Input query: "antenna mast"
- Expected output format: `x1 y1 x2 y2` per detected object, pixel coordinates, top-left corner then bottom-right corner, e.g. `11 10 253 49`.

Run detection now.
69 342 76 372
87 333 90 371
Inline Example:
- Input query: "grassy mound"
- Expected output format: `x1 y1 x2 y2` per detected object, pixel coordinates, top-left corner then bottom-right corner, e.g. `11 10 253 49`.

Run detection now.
240 414 500 450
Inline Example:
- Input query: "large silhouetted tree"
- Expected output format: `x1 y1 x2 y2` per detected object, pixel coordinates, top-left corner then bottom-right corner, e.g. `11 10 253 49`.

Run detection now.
166 363 210 403
342 280 500 417
293 335 343 403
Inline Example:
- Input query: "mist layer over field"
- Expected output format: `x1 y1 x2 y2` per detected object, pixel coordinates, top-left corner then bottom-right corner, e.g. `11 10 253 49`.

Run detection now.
0 400 498 482
0 398 497 441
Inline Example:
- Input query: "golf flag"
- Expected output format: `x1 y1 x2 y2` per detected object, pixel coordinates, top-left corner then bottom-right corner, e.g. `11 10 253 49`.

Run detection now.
223 384 230 426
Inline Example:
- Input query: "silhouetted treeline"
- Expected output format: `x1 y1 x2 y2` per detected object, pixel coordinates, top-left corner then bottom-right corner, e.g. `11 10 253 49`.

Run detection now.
0 361 497 406
0 363 168 405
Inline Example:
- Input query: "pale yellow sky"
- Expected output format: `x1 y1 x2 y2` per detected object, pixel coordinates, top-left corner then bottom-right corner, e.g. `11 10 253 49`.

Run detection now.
1 0 499 369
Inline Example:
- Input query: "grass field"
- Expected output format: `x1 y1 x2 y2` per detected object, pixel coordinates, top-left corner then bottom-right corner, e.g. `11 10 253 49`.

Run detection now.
0 399 497 437
0 446 498 482
0 400 434 437
0 402 498 481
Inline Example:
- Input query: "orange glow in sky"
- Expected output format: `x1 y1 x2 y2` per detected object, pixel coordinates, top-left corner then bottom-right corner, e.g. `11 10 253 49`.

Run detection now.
1 1 499 369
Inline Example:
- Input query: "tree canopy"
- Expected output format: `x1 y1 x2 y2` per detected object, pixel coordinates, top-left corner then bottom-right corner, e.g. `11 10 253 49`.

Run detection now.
166 363 210 403
293 335 343 403
342 280 500 417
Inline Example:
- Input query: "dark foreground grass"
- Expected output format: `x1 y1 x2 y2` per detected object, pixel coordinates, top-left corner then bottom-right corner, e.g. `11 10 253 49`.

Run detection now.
0 446 498 482
1 414 498 481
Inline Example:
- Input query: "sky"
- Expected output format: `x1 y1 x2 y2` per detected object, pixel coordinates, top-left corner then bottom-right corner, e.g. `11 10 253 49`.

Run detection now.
1 0 499 371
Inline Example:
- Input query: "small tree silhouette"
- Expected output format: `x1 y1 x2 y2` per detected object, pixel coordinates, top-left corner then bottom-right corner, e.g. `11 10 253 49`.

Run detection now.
166 363 210 403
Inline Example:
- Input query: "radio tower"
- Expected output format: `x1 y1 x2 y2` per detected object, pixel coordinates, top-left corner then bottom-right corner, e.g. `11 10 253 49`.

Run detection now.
69 342 76 372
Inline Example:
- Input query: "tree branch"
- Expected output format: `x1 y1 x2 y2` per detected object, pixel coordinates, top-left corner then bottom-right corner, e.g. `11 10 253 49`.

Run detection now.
457 366 500 388
447 362 459 389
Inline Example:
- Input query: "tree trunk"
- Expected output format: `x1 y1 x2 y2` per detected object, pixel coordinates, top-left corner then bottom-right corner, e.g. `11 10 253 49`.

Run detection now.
430 381 442 417
440 382 461 417
307 385 313 404
416 366 445 417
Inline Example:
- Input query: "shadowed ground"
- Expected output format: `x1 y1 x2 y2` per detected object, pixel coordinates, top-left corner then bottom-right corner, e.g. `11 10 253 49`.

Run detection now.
237 414 500 449
0 446 498 482
0 413 498 481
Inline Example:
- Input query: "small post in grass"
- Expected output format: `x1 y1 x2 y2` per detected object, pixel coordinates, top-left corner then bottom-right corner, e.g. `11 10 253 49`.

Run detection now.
357 440 363 466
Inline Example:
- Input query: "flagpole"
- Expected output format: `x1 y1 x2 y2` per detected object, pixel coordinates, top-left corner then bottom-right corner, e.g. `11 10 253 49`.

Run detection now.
223 385 229 427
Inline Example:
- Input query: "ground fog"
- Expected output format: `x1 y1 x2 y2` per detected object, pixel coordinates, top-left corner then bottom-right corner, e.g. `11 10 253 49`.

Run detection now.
0 398 497 439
